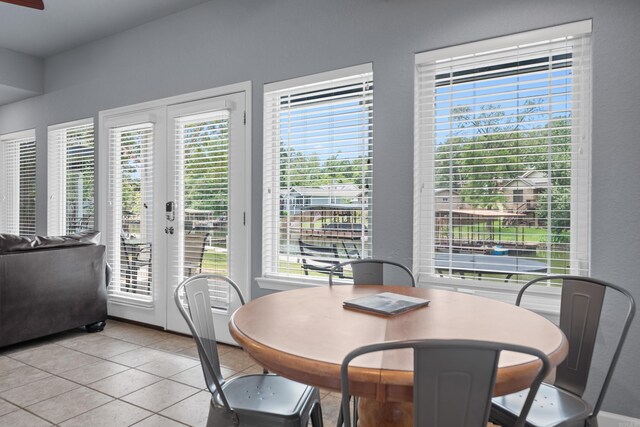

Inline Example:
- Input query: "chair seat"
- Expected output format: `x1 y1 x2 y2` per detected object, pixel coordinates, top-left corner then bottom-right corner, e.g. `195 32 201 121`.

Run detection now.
213 374 320 425
491 383 592 427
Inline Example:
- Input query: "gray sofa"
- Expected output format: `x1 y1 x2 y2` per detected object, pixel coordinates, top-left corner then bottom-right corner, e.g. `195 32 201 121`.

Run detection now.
0 231 108 348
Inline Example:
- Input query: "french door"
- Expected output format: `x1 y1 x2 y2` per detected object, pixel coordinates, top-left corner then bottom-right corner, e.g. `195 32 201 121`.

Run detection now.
102 89 248 343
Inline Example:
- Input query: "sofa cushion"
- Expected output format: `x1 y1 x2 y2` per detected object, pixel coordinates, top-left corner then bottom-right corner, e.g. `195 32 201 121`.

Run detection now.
0 230 100 253
0 234 35 252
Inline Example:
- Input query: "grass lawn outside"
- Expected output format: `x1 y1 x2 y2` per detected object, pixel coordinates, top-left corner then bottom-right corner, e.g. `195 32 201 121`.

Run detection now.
201 249 229 274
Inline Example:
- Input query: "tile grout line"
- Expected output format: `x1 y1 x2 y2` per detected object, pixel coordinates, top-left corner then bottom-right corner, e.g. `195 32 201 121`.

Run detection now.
1 323 261 427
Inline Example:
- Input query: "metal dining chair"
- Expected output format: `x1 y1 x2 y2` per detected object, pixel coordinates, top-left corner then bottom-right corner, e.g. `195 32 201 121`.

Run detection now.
120 236 152 293
183 232 208 276
299 239 341 277
175 274 324 427
340 339 551 427
490 275 636 427
328 259 416 287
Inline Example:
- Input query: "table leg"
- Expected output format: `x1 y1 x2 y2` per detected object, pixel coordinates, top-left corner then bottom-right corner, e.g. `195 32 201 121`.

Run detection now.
358 397 412 427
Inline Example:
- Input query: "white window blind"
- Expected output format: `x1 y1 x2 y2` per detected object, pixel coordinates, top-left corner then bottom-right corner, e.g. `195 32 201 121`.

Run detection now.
414 21 591 290
173 110 231 308
263 64 373 281
107 122 154 301
1 130 36 235
48 119 95 235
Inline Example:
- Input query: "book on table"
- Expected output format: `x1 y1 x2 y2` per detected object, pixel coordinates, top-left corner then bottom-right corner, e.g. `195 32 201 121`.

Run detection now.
343 292 430 316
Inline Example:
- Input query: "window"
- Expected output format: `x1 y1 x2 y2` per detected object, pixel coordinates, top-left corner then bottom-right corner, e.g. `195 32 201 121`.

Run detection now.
0 129 36 235
414 21 591 292
48 119 95 235
263 64 373 283
513 189 524 204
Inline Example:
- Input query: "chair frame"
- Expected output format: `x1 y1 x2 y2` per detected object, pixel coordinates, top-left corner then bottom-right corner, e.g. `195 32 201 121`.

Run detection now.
174 274 244 422
340 339 550 427
328 258 416 287
120 236 152 293
299 239 341 277
174 273 323 427
184 232 209 276
506 275 636 424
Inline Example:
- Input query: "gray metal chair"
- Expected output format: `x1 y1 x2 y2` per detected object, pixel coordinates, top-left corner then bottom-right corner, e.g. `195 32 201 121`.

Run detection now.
183 232 208 276
120 236 152 294
340 339 550 427
490 275 636 427
328 259 416 287
299 239 341 277
175 274 324 427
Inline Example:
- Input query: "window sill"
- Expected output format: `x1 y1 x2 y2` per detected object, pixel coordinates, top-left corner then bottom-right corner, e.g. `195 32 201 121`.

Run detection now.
256 275 327 291
108 294 155 309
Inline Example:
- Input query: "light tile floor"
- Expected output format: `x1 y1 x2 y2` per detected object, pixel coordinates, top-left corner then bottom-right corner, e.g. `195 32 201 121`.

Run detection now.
0 319 341 427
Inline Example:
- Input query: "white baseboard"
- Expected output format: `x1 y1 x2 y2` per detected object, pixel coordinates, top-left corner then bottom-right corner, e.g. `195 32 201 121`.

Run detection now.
599 411 640 427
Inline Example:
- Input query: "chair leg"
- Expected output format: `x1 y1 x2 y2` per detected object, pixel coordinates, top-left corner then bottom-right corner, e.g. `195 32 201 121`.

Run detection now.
336 396 354 427
337 406 344 426
352 396 358 426
310 401 323 427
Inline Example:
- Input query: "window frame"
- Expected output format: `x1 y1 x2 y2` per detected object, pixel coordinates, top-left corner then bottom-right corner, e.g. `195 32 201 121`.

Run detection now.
413 21 592 306
259 64 374 290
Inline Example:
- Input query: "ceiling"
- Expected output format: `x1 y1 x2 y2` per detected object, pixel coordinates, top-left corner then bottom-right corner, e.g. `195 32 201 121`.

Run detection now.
0 0 211 58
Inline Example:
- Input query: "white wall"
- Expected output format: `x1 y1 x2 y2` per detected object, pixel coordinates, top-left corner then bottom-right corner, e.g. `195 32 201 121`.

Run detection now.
0 0 638 418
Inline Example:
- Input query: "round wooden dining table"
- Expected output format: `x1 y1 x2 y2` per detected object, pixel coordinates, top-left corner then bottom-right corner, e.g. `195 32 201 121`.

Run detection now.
229 285 568 427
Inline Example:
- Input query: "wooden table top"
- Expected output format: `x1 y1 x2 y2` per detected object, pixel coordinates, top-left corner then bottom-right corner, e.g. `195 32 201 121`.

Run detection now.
229 285 567 402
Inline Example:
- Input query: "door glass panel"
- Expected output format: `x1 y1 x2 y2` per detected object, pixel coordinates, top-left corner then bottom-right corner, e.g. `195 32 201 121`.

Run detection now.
175 110 230 309
108 123 154 300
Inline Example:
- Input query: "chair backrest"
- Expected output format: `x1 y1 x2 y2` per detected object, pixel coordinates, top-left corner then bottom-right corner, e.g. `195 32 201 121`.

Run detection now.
184 232 208 274
298 239 339 274
174 273 246 412
516 275 635 417
341 241 360 259
329 259 416 287
340 339 550 427
120 236 131 258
